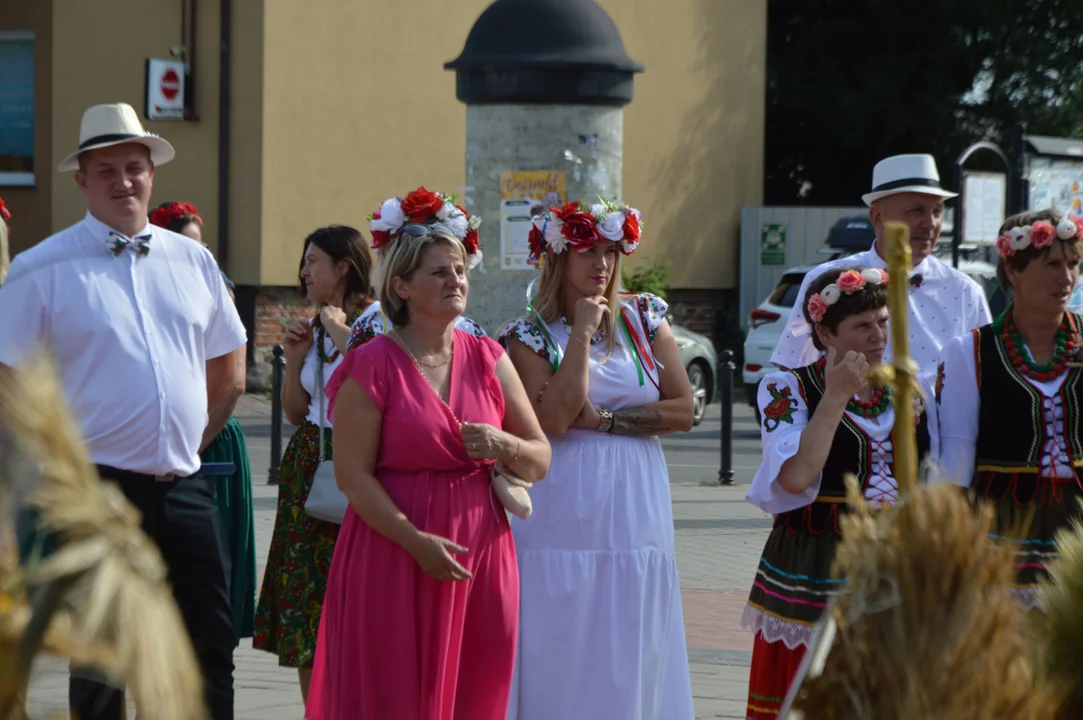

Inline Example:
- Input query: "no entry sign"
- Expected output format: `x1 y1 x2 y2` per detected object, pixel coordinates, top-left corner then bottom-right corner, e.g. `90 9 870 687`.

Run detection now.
145 58 186 121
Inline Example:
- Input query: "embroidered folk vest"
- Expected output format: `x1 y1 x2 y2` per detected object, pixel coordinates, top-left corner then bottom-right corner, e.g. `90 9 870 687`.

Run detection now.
972 316 1083 490
777 363 931 535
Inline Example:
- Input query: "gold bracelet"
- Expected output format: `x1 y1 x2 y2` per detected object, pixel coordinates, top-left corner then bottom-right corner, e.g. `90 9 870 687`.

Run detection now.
569 336 591 353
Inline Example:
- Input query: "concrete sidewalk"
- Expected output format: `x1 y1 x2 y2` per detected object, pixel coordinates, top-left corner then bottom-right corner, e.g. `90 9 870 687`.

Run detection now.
26 395 769 719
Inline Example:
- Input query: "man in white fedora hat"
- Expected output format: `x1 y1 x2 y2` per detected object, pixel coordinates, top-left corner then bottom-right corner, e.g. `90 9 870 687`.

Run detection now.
0 103 244 719
770 153 993 385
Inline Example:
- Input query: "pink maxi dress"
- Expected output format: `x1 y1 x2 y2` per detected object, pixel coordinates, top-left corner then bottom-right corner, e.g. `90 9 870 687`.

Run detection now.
306 330 520 720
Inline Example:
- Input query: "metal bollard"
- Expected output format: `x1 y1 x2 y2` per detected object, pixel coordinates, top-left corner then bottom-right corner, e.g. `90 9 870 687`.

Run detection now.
268 344 286 485
718 350 736 486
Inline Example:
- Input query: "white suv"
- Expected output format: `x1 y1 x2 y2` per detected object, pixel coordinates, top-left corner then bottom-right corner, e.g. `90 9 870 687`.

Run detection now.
741 265 818 415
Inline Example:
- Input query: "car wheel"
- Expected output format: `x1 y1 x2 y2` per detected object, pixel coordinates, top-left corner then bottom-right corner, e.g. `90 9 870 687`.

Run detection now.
687 362 709 426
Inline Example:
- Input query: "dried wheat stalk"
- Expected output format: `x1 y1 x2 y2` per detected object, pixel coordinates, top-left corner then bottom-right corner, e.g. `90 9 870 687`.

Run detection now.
0 358 205 720
792 478 1060 719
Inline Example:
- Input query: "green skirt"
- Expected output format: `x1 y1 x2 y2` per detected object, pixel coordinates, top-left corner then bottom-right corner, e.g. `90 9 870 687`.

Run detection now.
201 416 257 641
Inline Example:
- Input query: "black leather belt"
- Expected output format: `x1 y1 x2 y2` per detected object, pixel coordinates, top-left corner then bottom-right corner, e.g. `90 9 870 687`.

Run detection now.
95 465 181 483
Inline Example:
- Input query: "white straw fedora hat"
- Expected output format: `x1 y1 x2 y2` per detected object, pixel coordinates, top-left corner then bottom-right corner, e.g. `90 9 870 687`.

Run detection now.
57 103 175 172
861 153 958 206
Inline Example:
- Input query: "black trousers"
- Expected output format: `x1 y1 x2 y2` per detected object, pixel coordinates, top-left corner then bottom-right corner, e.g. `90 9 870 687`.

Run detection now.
69 468 236 720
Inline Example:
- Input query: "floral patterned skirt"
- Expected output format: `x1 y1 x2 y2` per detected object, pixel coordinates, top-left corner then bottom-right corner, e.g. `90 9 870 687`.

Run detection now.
253 421 338 667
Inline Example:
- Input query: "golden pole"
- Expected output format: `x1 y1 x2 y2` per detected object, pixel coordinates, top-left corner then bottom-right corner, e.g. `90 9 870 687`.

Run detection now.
877 221 919 497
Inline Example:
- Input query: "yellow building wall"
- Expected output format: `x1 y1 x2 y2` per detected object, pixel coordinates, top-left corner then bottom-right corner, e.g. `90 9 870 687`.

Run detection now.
256 0 765 290
49 0 223 253
604 0 766 290
257 0 492 286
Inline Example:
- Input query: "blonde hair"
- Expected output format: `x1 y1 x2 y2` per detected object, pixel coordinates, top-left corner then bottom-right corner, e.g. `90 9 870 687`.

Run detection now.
377 226 467 327
530 246 623 359
0 218 9 285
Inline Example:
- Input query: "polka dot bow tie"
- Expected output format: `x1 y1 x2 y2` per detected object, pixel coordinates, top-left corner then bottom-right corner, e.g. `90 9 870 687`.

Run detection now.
107 231 152 257
909 274 924 289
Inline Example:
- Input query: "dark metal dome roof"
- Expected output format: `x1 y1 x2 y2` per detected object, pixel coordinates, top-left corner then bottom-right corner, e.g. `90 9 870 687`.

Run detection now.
445 0 643 106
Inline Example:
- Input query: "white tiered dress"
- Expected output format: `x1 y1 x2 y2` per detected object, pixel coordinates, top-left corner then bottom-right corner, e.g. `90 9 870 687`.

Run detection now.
500 293 694 720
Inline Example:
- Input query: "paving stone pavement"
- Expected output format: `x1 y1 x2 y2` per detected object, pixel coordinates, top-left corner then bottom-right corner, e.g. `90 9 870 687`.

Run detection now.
25 396 769 719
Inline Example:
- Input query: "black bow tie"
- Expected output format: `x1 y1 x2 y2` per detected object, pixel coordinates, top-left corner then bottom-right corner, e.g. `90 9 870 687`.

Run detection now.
909 274 924 289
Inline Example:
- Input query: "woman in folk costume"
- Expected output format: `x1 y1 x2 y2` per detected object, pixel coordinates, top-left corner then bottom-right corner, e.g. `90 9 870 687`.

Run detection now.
253 225 374 703
499 199 697 719
938 210 1083 609
742 266 939 719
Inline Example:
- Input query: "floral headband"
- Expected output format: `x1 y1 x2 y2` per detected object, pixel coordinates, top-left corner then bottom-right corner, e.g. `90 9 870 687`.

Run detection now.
807 268 889 323
996 215 1083 258
527 198 642 267
367 186 483 269
149 201 201 229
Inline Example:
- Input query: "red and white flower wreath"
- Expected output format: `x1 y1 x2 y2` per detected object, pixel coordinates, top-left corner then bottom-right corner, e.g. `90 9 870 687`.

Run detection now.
367 186 483 269
526 198 642 267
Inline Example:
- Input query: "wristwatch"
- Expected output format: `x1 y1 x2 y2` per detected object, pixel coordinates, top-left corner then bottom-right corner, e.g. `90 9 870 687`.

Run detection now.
596 408 615 434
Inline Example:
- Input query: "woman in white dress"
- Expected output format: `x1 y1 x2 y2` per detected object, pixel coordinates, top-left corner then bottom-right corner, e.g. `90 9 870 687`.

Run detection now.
499 199 696 719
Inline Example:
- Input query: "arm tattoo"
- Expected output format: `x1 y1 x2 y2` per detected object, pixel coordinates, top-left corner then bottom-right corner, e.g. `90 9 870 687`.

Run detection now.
610 407 670 436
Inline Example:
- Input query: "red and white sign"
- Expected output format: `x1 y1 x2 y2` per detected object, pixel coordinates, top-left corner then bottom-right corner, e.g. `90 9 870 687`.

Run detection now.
145 58 186 121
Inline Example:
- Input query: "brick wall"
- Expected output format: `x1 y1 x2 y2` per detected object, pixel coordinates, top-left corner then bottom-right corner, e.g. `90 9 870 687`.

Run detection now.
667 287 744 365
236 285 315 391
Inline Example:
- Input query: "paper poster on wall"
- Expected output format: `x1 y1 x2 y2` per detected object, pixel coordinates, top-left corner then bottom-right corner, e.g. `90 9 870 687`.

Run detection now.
1028 156 1083 217
499 171 566 270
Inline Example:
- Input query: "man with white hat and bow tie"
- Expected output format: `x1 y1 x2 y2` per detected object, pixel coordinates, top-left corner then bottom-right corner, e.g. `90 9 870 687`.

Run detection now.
770 153 993 385
0 103 245 718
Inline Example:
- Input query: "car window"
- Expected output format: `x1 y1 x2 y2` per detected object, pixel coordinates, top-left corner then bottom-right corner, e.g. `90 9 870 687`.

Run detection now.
767 273 806 308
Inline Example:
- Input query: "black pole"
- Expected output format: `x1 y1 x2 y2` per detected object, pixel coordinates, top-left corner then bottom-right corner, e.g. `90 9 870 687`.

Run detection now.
268 344 285 485
718 350 735 486
953 160 964 269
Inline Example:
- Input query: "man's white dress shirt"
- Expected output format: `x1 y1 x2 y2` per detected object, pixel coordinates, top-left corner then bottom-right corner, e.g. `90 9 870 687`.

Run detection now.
0 212 247 476
770 244 992 384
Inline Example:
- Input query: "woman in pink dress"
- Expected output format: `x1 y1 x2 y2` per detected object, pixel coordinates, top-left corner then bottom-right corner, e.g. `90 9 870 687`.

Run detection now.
306 188 551 720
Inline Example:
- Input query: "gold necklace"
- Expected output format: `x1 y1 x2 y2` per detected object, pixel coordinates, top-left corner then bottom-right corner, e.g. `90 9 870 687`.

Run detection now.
392 330 453 368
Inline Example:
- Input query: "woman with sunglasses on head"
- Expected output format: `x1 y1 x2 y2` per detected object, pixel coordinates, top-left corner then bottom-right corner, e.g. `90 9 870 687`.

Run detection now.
499 200 696 719
252 224 375 703
305 188 550 720
742 267 938 719
938 211 1083 610
149 200 256 648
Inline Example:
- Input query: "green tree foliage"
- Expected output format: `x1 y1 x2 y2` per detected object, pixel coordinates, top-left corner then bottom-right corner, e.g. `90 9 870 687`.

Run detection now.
765 0 1083 205
622 259 671 300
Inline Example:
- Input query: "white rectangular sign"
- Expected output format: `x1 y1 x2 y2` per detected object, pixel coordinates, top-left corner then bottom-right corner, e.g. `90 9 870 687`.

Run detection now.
145 58 185 121
963 172 1006 245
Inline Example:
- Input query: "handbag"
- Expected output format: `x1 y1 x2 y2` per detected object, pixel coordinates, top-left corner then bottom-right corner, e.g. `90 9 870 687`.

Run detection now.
492 461 534 520
304 353 349 523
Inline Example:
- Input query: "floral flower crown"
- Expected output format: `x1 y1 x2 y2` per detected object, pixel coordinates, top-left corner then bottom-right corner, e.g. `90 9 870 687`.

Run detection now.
526 198 642 267
807 268 889 323
0 195 9 223
149 201 201 229
367 186 483 269
996 215 1083 258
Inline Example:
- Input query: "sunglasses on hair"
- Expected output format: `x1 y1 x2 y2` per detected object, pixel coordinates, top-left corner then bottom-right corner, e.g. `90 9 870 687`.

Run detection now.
399 223 433 237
